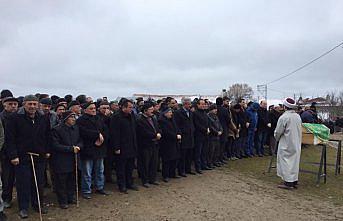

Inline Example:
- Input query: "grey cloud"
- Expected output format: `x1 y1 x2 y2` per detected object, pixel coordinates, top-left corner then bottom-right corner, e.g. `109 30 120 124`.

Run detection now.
0 0 342 100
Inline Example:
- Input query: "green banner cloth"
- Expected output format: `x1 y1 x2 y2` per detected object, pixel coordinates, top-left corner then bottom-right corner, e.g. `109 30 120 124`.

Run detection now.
302 123 330 142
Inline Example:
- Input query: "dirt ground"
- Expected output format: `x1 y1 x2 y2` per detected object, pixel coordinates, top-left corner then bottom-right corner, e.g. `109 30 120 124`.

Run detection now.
5 165 343 221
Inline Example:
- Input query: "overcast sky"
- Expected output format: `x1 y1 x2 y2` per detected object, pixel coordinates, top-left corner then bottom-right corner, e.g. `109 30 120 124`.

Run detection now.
0 0 342 100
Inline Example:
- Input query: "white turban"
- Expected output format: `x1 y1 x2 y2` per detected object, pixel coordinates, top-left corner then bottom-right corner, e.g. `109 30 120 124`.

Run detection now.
283 97 297 109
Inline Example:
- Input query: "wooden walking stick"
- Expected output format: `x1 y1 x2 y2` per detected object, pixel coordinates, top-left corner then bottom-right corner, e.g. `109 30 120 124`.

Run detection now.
28 152 43 221
75 153 79 208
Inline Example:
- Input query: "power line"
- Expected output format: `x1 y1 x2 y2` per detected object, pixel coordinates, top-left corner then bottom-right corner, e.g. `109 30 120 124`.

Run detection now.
266 41 343 85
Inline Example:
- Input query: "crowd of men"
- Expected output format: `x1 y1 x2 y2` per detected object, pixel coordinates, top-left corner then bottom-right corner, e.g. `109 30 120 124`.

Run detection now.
0 89 321 220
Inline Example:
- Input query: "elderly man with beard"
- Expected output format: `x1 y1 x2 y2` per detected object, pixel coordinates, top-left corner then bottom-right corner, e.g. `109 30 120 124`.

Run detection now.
275 98 302 190
55 104 66 124
51 111 82 209
39 98 58 128
5 95 50 219
0 97 18 209
110 99 139 193
77 102 108 199
136 102 162 187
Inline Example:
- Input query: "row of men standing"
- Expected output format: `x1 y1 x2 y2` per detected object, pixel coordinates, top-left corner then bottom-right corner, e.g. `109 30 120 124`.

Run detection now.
0 91 281 220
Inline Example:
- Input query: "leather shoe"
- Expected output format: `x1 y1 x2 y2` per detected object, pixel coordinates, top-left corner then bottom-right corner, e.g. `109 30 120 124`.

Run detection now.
127 185 139 191
187 171 197 175
171 175 181 179
68 199 77 205
3 201 11 209
163 178 169 182
33 206 48 214
142 183 150 188
82 194 92 200
149 181 160 185
179 174 187 177
60 204 69 209
119 187 128 194
18 210 28 219
196 170 203 174
96 189 110 195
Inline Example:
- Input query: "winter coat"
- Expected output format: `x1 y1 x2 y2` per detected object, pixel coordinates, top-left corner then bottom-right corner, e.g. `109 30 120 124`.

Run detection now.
268 109 281 133
77 113 107 159
5 109 50 163
51 123 83 173
109 111 137 159
158 115 180 161
136 113 161 149
174 108 195 149
208 113 223 141
246 107 258 130
217 106 230 142
257 107 269 133
300 110 316 123
238 109 249 138
193 109 210 142
0 110 14 158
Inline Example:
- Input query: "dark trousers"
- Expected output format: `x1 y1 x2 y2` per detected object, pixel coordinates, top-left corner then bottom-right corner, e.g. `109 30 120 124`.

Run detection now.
246 130 255 155
15 159 46 211
115 157 135 189
234 137 246 157
208 140 219 166
162 159 177 178
104 153 115 182
139 146 159 184
255 131 268 155
1 157 15 203
269 136 277 155
200 139 209 169
54 172 75 205
218 140 227 162
178 148 193 174
226 137 235 158
194 139 204 171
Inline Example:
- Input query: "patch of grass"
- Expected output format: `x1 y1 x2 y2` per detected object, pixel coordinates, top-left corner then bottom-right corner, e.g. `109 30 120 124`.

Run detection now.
226 145 343 205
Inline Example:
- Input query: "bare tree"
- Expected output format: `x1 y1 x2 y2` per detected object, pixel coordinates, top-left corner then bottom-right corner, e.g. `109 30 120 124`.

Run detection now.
227 83 253 102
325 91 338 106
338 90 343 106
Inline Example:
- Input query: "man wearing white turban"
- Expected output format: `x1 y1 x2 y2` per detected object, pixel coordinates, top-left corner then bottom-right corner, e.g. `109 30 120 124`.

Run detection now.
274 98 302 189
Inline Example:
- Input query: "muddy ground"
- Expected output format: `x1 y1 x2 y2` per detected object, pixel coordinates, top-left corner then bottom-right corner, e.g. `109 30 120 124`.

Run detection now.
5 165 343 221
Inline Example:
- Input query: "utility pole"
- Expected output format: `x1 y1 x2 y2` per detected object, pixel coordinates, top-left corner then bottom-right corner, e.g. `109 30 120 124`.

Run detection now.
257 84 267 101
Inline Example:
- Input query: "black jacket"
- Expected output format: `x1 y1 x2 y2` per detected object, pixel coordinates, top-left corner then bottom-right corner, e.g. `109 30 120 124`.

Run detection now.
0 110 15 158
268 109 281 133
158 115 180 161
77 114 107 159
174 108 195 149
109 111 137 159
193 109 210 142
238 109 249 138
257 107 269 132
51 123 83 173
208 113 223 141
217 106 230 142
5 109 50 162
136 113 161 150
